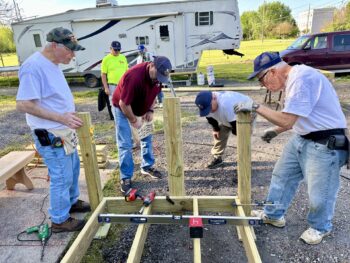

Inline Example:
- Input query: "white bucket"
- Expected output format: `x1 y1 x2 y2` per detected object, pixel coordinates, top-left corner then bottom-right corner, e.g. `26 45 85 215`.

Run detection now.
206 65 215 85
197 72 205 85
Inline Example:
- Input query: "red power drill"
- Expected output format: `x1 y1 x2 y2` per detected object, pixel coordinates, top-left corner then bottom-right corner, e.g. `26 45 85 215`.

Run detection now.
139 191 156 214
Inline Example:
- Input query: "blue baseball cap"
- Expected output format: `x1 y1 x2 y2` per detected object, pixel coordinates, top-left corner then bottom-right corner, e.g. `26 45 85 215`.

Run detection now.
111 41 121 51
195 91 212 117
153 56 172 83
248 51 282 80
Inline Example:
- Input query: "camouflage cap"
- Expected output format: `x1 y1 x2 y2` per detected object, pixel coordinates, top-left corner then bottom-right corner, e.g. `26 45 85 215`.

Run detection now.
46 27 85 51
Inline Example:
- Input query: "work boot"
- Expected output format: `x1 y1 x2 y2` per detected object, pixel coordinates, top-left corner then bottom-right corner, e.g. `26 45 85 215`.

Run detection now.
121 178 132 194
207 156 223 169
300 228 331 245
69 200 91 213
141 167 162 179
51 217 86 233
251 210 286 228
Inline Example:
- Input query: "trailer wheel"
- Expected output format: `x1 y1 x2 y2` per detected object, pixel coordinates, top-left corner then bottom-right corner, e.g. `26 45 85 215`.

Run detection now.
84 74 100 88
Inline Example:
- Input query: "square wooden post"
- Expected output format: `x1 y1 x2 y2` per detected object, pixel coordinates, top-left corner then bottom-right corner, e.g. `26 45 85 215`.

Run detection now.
77 112 103 211
163 97 185 196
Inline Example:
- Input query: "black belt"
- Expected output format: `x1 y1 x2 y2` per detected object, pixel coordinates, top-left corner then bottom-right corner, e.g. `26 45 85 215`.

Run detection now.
301 129 348 150
301 129 344 140
108 83 117 85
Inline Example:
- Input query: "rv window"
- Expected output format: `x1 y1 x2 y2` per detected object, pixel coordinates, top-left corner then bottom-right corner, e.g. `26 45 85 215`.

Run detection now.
33 34 42 48
195 11 213 26
333 34 350 51
136 36 149 45
159 25 169 41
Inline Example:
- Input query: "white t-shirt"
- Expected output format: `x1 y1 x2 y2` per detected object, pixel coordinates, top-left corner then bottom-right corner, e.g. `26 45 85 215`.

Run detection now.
207 91 252 127
16 52 75 130
283 65 347 135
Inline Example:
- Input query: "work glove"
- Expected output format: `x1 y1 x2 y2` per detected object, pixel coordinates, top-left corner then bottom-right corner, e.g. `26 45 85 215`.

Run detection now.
234 101 260 113
261 127 278 143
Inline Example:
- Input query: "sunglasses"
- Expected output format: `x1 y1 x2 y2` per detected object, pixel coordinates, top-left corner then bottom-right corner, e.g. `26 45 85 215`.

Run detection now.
258 70 270 83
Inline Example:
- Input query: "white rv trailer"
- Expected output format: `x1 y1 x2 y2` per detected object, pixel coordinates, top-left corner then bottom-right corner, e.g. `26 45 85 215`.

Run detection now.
11 0 242 87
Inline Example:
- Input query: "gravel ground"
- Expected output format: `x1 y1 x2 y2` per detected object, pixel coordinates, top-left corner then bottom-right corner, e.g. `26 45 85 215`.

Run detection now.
1 83 350 263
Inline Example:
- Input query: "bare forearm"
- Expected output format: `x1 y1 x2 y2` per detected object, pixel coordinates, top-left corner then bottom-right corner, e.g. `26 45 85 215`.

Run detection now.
256 105 296 130
17 100 63 123
101 74 108 91
119 100 137 122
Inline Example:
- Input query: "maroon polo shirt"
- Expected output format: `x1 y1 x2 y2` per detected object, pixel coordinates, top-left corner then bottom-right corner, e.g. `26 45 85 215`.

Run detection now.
112 62 161 116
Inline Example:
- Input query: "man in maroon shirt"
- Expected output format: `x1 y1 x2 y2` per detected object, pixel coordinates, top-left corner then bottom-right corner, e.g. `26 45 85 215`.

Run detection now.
112 56 172 193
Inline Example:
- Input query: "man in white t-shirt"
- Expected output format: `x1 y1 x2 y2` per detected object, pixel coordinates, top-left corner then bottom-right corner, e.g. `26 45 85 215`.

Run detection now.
16 27 90 233
235 51 349 245
195 91 252 168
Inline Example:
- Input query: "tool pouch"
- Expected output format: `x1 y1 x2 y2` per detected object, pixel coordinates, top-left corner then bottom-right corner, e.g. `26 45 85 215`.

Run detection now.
34 129 52 146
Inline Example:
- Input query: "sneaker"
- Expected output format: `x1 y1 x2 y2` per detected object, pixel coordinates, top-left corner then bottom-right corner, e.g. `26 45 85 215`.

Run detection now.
69 200 91 213
207 156 223 169
300 228 331 245
251 210 286 228
120 179 132 193
141 167 162 179
52 217 86 233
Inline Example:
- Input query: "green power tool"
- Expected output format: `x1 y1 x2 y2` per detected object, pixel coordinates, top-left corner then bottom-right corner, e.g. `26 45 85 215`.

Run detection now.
26 223 49 261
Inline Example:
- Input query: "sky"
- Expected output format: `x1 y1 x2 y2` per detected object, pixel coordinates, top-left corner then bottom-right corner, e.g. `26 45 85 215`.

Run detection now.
16 0 346 20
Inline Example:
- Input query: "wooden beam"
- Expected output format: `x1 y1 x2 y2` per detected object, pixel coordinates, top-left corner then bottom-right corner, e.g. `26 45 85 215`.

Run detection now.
236 112 252 216
76 112 103 211
235 199 262 263
193 198 201 263
0 151 35 190
163 98 185 196
105 196 238 214
61 199 107 263
127 206 152 263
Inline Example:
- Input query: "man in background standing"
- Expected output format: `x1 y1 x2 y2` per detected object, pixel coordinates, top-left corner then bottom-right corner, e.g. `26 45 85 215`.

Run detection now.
101 41 128 120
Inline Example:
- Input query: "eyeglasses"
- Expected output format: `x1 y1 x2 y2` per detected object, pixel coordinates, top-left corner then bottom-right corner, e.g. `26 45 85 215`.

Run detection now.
258 70 270 83
57 43 74 54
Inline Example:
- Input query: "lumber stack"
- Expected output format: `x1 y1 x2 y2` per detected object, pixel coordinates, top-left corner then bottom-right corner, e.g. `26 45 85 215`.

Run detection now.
25 144 109 169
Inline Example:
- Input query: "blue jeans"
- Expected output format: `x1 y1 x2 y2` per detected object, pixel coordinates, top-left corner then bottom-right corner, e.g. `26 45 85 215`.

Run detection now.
33 132 80 224
264 135 348 233
114 107 155 180
157 91 164 104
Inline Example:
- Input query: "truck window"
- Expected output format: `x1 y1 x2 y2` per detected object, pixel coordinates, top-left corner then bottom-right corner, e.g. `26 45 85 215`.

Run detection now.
136 36 149 45
333 34 350 51
195 11 213 26
311 35 327 49
159 25 170 41
33 34 42 48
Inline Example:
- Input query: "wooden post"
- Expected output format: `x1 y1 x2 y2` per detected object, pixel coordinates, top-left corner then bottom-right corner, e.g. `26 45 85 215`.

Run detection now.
77 112 103 211
236 112 252 216
163 97 185 196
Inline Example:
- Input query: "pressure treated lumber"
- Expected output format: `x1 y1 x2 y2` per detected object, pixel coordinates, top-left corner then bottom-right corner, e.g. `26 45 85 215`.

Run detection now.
0 151 35 190
163 97 185 196
76 112 103 211
236 112 252 216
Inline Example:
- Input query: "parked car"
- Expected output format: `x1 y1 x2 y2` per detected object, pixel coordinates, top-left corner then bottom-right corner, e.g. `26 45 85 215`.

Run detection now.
280 30 350 72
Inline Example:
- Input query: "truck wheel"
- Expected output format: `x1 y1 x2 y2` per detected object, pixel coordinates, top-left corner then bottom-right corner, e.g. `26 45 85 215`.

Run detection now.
84 74 100 88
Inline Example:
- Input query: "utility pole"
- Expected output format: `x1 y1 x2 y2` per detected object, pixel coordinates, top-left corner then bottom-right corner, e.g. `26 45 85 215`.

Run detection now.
306 4 311 34
261 0 265 43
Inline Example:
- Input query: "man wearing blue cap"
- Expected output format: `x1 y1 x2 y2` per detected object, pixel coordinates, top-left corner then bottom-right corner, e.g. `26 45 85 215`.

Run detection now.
112 56 172 193
234 51 349 244
195 90 253 169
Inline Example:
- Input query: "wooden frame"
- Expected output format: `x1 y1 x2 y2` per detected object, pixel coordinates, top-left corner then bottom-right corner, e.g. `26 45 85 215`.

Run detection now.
63 102 262 263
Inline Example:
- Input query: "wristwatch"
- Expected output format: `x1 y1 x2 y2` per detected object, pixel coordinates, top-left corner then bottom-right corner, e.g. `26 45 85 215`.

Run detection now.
252 103 260 111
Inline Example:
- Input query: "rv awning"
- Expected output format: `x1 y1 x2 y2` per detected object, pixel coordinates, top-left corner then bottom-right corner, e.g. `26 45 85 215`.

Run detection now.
72 12 181 22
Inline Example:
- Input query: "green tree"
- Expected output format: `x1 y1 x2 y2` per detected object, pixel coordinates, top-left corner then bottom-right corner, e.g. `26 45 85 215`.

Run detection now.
0 25 15 53
241 1 298 40
323 3 350 32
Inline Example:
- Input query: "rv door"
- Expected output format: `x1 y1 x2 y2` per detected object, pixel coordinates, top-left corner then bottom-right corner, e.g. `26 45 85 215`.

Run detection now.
155 22 176 66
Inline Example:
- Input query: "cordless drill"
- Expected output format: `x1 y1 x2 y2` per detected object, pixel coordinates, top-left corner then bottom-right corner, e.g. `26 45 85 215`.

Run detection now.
26 223 49 261
139 191 156 214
